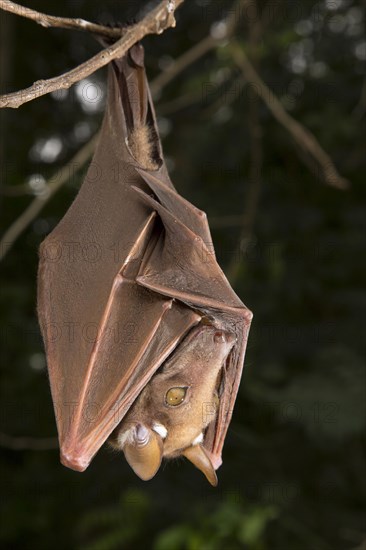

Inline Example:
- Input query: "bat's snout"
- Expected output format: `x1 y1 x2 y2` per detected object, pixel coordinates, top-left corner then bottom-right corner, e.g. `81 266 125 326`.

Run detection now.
123 425 164 481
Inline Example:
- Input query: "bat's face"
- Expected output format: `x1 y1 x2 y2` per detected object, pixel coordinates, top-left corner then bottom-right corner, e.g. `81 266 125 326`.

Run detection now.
110 325 235 485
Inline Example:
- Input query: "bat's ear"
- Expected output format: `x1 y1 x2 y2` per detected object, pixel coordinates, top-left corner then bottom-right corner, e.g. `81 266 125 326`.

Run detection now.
182 444 218 487
123 425 163 481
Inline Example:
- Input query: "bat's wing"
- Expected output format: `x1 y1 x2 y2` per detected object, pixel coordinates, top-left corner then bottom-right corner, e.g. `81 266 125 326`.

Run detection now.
130 184 253 469
38 42 252 474
38 46 201 471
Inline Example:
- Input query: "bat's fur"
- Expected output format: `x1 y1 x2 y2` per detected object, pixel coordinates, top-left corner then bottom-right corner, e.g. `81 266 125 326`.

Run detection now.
128 124 159 170
110 326 235 484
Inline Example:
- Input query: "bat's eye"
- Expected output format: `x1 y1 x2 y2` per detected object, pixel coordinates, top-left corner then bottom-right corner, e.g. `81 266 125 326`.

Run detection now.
165 387 188 407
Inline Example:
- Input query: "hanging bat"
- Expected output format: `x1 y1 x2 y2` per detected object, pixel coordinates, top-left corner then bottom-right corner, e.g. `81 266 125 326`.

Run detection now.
37 43 252 486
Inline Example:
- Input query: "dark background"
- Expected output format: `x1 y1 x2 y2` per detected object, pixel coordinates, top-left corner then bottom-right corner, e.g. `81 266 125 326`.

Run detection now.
0 0 365 548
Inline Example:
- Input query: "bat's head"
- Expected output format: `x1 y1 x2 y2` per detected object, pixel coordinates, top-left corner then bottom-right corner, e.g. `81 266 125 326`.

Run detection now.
110 325 235 486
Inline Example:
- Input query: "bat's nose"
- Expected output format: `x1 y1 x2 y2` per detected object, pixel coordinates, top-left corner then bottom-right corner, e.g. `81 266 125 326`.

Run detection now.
134 424 150 446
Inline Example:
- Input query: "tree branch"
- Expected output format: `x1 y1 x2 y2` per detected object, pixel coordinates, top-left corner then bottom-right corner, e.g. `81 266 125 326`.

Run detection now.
0 1 241 261
0 0 122 38
0 3 203 262
151 35 217 97
0 0 349 264
0 133 99 261
151 0 252 97
0 431 58 450
0 0 183 109
230 43 350 190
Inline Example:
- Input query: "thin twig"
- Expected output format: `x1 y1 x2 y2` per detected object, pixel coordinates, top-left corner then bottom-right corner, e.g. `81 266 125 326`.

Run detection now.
2 183 33 197
0 7 193 261
151 36 217 97
200 0 284 116
0 0 348 264
231 43 349 190
0 0 250 257
157 88 204 116
158 68 237 115
202 73 246 117
0 133 99 261
0 431 58 450
0 1 241 260
0 0 122 38
0 0 183 108
151 0 252 96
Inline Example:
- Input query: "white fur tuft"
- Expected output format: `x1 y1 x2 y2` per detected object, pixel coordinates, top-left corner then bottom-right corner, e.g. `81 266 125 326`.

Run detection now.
152 423 168 439
116 427 134 449
192 432 204 445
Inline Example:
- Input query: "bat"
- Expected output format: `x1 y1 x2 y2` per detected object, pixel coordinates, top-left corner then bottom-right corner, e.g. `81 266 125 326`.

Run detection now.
37 43 253 486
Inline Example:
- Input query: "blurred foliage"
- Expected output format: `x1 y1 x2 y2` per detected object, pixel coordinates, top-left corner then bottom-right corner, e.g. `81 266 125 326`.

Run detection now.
79 490 277 550
0 0 365 549
153 498 277 550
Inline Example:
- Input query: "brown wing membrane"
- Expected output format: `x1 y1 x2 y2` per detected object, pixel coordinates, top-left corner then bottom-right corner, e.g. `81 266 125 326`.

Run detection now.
130 185 252 468
38 46 200 471
37 43 252 474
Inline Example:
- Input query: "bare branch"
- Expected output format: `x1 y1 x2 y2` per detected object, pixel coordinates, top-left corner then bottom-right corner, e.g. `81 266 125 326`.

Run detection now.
151 0 252 97
202 73 246 117
2 183 33 196
151 36 217 97
157 88 205 116
0 133 99 261
0 0 122 38
1 0 348 264
231 43 350 190
0 0 183 109
0 431 58 450
0 2 192 261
